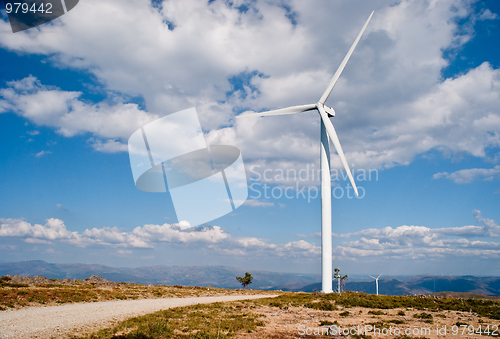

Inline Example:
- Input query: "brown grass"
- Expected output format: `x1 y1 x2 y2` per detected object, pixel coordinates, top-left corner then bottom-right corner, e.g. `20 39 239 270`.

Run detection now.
70 292 500 339
0 280 275 311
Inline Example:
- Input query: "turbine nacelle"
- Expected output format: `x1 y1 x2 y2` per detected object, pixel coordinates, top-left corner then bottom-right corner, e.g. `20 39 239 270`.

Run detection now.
318 103 335 117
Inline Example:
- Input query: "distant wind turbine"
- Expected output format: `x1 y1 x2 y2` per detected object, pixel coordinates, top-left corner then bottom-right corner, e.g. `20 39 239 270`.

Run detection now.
238 11 374 293
369 273 382 295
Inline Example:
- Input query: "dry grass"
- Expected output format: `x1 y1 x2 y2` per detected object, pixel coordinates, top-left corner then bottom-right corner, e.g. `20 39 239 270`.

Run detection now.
71 291 500 339
0 276 275 311
70 301 268 339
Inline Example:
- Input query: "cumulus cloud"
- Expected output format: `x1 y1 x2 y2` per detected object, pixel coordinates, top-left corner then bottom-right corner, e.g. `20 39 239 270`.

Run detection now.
0 218 77 240
0 0 496 170
1 210 499 261
88 138 128 153
281 240 321 257
0 76 156 145
478 8 498 21
332 210 500 260
0 216 302 257
433 165 500 184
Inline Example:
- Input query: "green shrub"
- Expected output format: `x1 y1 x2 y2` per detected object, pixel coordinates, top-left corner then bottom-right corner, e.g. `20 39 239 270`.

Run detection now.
390 319 405 324
304 300 337 311
319 320 338 326
413 312 433 320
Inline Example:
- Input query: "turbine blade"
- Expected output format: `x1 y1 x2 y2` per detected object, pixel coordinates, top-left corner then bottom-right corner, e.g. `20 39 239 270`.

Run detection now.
318 105 358 196
319 11 374 105
369 275 375 279
236 104 317 118
378 273 383 279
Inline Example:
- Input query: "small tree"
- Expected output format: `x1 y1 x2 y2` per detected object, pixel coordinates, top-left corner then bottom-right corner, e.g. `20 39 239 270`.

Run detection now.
333 268 348 294
236 272 253 289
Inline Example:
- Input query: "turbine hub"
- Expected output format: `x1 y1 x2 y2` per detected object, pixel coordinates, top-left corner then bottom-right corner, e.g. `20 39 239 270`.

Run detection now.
318 103 335 117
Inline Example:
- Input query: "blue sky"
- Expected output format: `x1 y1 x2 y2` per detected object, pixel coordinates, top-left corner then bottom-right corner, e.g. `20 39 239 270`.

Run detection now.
0 0 499 277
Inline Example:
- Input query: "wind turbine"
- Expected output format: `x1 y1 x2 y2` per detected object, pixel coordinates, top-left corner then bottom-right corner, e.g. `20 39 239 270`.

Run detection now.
369 273 382 295
238 12 374 293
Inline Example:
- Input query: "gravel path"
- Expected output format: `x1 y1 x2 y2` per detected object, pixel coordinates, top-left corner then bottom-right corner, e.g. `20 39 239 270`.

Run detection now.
0 294 278 339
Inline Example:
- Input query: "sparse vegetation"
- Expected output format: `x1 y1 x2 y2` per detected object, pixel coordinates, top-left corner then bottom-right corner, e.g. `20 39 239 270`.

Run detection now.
71 301 266 339
413 311 433 323
304 299 337 311
3 274 500 338
390 319 406 324
413 312 433 319
56 290 500 338
368 310 385 315
0 275 274 310
248 291 500 319
319 319 338 326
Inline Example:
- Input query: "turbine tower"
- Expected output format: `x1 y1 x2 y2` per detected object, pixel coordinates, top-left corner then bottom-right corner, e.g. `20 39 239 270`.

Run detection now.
238 12 374 293
369 273 383 295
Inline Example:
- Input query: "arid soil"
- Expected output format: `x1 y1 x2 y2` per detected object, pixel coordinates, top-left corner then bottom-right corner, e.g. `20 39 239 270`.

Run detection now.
239 304 498 338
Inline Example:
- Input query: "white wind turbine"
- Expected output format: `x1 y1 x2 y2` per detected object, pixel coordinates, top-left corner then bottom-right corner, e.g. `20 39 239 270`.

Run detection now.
238 12 374 293
369 273 383 295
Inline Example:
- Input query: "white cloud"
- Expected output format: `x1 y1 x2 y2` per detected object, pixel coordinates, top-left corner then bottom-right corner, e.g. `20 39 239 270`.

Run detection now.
88 138 128 153
243 200 274 207
0 0 495 169
237 236 278 250
0 218 77 240
25 238 52 244
433 165 500 184
0 215 313 258
478 9 498 21
35 150 52 157
0 210 499 261
281 240 321 257
0 76 157 143
131 224 230 244
331 210 500 260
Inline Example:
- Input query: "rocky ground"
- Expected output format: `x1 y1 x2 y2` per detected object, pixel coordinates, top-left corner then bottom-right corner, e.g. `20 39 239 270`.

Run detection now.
5 274 118 287
240 304 497 338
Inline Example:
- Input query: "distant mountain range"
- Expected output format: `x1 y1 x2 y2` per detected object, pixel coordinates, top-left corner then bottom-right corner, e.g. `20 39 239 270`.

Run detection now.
1 260 499 296
299 276 500 296
0 260 319 290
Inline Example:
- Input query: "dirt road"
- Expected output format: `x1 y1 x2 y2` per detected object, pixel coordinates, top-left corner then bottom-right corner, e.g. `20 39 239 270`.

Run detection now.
0 294 278 339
